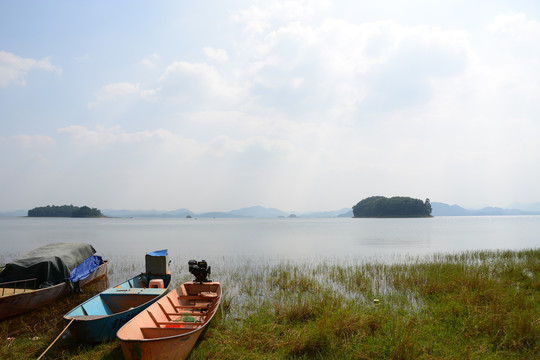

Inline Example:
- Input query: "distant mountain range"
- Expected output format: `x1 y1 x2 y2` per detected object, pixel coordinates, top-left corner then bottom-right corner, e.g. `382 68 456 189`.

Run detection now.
2 202 540 218
430 202 540 216
101 206 353 218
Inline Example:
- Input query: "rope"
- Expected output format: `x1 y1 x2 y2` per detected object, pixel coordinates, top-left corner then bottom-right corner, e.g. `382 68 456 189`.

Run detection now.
37 318 74 360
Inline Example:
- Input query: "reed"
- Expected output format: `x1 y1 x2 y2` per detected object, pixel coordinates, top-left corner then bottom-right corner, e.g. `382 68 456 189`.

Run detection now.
0 249 537 359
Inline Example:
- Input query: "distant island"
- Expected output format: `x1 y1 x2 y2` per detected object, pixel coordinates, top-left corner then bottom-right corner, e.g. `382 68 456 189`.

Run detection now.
28 205 104 218
353 196 432 218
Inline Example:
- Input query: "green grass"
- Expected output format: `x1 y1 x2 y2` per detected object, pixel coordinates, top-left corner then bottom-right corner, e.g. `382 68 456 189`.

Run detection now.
1 249 538 359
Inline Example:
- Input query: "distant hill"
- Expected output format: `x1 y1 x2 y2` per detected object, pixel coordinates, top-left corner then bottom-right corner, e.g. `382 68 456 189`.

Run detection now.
228 206 288 218
0 210 26 217
431 202 470 216
303 208 352 218
101 206 351 218
431 202 540 216
509 201 540 212
102 208 195 218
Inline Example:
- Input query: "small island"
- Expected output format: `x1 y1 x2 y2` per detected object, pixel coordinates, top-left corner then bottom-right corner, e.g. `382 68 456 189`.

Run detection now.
353 196 432 218
28 205 104 218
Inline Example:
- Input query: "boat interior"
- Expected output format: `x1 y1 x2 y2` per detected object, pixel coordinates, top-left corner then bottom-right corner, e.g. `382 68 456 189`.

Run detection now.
76 288 167 316
125 282 221 340
66 274 170 317
0 278 37 297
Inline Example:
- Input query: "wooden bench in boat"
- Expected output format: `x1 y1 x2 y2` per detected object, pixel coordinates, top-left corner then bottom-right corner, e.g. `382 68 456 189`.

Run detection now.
146 309 204 328
157 303 206 318
165 296 213 312
140 326 194 339
1 278 37 297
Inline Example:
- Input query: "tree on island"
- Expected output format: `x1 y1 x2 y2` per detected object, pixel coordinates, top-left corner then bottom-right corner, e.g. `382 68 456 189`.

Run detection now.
71 206 103 218
353 196 432 218
28 205 103 218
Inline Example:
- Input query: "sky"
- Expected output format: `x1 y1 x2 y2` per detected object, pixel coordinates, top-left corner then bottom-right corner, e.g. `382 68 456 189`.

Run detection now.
1 0 540 213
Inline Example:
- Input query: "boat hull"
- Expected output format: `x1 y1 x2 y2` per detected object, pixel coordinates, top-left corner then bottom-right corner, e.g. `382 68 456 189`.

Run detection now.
117 281 221 360
0 261 108 321
65 273 171 342
120 327 204 360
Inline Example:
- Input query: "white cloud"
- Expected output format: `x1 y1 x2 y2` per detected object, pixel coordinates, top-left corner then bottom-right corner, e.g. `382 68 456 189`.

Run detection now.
57 125 205 156
204 47 229 62
140 53 161 67
88 82 142 108
231 0 331 34
11 134 56 148
239 17 470 120
158 61 247 108
0 51 61 87
488 13 540 40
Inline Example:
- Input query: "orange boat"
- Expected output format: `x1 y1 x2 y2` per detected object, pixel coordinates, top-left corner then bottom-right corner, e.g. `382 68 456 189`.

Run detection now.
117 260 221 360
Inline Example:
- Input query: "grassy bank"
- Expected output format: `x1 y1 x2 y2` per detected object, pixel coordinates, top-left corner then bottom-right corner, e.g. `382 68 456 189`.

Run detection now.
1 249 538 359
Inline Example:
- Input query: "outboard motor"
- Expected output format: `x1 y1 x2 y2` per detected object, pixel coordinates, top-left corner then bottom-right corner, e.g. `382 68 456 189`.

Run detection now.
188 260 211 283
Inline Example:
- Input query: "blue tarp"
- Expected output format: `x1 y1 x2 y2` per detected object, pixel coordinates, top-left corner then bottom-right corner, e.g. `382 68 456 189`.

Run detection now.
69 255 103 282
147 249 167 257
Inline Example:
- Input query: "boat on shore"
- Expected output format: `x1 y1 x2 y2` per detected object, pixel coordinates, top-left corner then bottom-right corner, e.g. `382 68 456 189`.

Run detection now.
117 260 221 360
0 243 108 320
64 250 172 343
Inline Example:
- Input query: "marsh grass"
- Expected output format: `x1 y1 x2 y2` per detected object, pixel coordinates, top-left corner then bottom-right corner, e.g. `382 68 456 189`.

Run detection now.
1 249 538 359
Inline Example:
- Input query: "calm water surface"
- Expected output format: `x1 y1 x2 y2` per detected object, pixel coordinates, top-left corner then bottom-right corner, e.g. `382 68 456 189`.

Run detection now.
2 216 538 259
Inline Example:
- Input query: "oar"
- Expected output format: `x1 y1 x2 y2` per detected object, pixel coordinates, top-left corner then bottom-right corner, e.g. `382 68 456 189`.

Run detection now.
37 318 74 360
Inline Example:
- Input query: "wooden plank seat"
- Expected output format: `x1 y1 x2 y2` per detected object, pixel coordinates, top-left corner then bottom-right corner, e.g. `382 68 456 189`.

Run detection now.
164 310 206 316
157 303 206 322
147 310 203 328
140 327 193 339
175 305 210 310
166 296 210 311
158 321 202 326
178 295 216 301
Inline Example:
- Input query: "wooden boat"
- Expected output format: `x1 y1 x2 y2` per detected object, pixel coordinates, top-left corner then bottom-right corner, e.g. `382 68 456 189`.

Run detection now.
64 249 172 342
117 280 221 360
64 272 172 342
0 243 108 320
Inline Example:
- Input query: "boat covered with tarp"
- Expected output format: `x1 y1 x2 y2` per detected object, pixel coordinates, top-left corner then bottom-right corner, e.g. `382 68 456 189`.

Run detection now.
0 243 108 320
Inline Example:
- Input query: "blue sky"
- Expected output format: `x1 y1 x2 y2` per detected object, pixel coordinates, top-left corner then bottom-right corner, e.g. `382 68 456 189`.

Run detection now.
1 0 540 212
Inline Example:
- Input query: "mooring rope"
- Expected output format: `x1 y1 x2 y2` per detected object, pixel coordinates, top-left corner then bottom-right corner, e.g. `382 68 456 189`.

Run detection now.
37 318 74 360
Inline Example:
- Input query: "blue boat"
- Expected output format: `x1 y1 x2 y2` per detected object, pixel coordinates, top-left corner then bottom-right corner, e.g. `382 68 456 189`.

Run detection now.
63 250 172 343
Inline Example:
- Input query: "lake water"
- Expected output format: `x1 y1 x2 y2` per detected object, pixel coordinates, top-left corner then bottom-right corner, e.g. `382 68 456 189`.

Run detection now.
1 216 539 284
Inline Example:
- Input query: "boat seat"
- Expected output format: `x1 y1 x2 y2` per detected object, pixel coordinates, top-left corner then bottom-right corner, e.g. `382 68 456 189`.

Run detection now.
166 310 206 316
175 304 210 310
149 279 164 288
178 295 214 301
141 327 194 339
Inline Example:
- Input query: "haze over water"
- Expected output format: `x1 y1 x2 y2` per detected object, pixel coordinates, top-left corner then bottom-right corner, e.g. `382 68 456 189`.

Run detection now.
2 216 538 256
